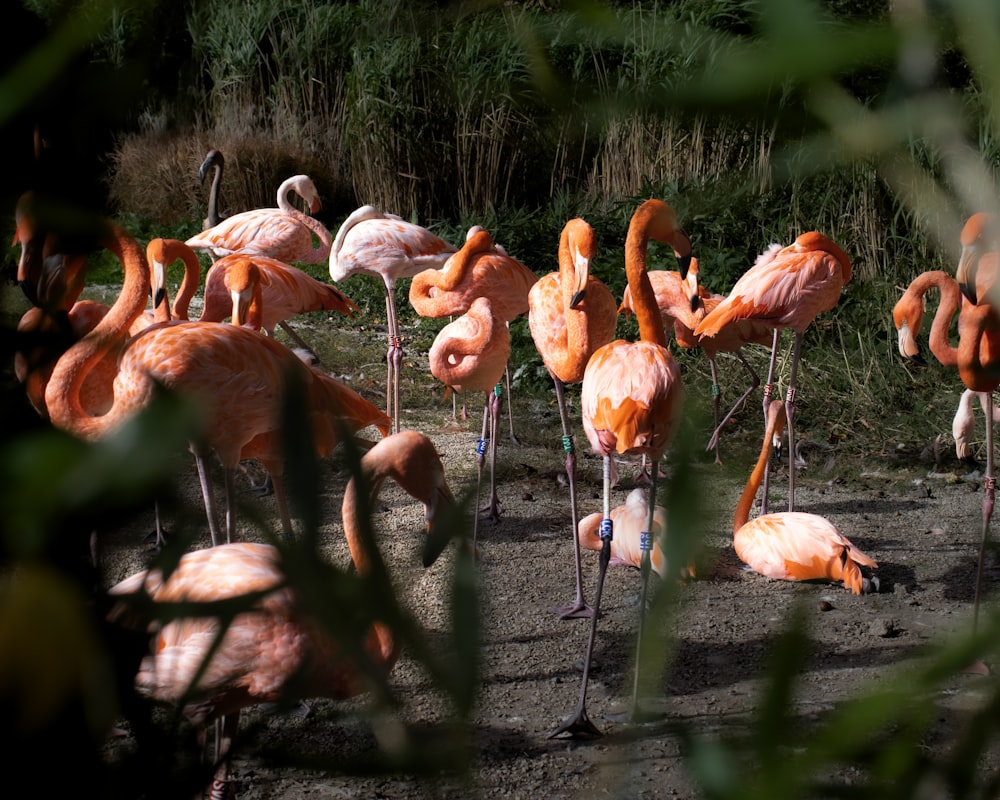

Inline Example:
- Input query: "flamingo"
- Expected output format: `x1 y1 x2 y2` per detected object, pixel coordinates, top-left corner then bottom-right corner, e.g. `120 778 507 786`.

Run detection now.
329 205 458 434
527 218 618 618
552 198 689 739
954 211 1000 307
578 487 695 580
185 174 333 265
622 259 774 463
694 233 852 512
202 251 358 359
893 264 1000 637
107 429 456 800
734 400 878 593
409 225 539 443
428 296 510 535
44 222 389 545
199 149 226 230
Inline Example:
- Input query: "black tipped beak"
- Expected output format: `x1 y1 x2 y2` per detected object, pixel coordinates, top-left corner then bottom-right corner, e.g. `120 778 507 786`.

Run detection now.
154 287 166 309
959 281 978 306
689 294 700 314
18 279 39 307
677 253 692 280
569 288 587 309
904 352 927 368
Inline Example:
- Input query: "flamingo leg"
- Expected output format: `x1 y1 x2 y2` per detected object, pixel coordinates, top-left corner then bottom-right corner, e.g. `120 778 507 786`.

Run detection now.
480 384 502 523
223 466 237 544
760 328 782 516
706 352 761 459
973 390 996 634
384 288 403 435
784 331 804 513
194 451 225 546
628 470 660 723
269 470 295 540
550 454 614 740
471 394 490 551
548 377 592 619
707 356 723 465
207 710 240 800
276 319 320 364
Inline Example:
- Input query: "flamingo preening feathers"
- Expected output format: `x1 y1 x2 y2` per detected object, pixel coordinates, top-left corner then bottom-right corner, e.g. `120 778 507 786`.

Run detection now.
185 174 333 265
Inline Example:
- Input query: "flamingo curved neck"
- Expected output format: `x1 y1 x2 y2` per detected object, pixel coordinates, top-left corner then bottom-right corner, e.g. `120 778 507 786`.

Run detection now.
733 404 786 534
625 207 669 349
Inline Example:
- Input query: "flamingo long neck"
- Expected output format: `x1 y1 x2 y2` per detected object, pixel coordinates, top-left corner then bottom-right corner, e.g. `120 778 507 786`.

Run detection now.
276 177 333 257
45 224 150 440
625 206 669 348
170 243 203 321
918 271 962 368
733 402 786 534
559 222 593 377
431 230 493 293
206 162 223 228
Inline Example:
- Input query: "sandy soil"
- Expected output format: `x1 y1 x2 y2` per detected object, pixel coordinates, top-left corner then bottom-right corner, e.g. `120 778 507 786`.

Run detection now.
89 318 1000 799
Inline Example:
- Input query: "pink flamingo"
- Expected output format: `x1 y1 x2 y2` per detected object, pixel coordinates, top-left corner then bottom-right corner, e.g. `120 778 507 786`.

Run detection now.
527 218 617 618
185 174 333 265
45 222 389 545
694 233 851 511
553 198 689 739
108 430 455 799
428 296 510 534
329 205 458 434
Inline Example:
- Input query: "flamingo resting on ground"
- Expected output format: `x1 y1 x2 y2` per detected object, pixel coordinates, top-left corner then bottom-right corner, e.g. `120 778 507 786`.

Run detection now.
107 429 455 800
528 218 618 618
185 174 333 265
329 205 458 434
694 233 851 512
428 296 510 539
578 487 695 580
734 400 878 594
552 198 689 739
410 225 539 443
44 222 389 545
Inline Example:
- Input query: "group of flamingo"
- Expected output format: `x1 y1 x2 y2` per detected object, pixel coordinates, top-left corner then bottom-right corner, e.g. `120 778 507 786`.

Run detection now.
21 148 965 792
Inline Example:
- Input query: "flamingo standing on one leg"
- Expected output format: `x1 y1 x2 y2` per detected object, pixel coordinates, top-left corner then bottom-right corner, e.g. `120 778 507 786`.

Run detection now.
735 400 879 593
527 218 617 618
694 233 851 512
952 388 1000 463
552 198 689 739
428 296 510 537
410 225 539 443
107 429 455 799
185 174 333 265
329 205 458 434
44 222 389 545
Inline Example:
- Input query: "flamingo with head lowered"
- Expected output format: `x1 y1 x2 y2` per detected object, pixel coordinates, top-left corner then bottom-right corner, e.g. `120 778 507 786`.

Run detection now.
107 429 456 800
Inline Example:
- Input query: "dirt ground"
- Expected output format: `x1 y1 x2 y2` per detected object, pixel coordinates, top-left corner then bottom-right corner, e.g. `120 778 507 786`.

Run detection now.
85 314 1000 799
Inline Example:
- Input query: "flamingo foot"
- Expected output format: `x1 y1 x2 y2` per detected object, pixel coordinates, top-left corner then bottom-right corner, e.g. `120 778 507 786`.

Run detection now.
244 473 274 497
549 706 603 740
549 599 595 620
142 528 167 549
477 503 501 524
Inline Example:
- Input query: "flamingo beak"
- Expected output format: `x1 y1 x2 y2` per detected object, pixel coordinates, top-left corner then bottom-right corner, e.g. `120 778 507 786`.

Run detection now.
420 484 457 567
